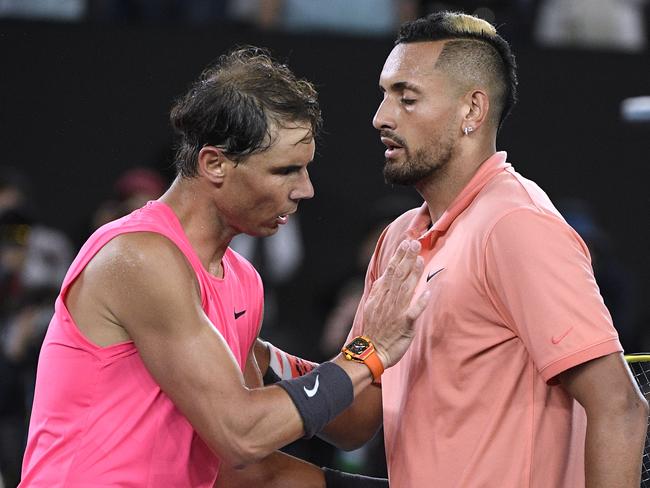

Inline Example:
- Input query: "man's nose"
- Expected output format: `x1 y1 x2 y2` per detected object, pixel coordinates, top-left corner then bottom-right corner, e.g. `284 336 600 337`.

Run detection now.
290 171 314 201
373 98 396 131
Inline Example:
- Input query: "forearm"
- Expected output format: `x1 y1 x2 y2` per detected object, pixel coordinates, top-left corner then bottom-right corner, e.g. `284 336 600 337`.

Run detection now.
227 346 384 487
229 355 373 465
257 339 383 449
240 240 425 460
559 353 650 487
318 385 383 450
584 403 648 487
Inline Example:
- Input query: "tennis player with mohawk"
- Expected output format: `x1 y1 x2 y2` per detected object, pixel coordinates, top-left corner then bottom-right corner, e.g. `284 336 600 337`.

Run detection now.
245 11 649 488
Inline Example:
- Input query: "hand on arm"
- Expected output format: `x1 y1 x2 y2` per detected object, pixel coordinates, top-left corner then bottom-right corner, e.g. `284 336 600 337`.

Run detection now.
95 234 425 467
254 338 383 451
218 334 388 486
558 352 649 487
255 240 427 450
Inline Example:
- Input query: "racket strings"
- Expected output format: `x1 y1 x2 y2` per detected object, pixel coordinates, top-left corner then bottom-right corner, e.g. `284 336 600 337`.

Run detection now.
628 360 650 487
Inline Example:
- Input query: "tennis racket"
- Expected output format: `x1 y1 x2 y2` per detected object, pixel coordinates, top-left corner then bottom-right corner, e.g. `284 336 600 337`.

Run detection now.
626 353 650 488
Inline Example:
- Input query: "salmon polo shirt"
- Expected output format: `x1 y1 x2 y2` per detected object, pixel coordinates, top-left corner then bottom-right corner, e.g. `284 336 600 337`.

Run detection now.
350 152 622 488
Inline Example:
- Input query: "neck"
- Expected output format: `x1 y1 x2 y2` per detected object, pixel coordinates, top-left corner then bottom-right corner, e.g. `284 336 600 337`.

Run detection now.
415 140 496 224
159 176 233 278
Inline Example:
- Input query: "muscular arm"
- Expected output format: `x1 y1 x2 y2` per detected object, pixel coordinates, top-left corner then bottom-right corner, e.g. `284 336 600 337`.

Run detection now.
318 385 383 450
218 344 387 486
254 339 383 450
558 352 649 487
253 241 428 450
70 233 424 468
216 346 326 487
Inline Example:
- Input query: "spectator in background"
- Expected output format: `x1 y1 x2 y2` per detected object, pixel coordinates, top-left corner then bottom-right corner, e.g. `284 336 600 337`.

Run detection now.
88 167 166 233
535 0 647 51
0 168 72 309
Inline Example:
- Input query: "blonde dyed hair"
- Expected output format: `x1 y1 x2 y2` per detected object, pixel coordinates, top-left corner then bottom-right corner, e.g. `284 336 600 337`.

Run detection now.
395 11 518 130
441 12 498 37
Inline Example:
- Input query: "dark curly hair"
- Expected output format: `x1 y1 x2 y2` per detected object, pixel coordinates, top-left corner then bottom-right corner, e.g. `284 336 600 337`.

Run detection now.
170 46 322 178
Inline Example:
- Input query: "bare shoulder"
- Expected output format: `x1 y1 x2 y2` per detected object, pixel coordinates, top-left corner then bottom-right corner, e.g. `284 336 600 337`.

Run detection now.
95 231 190 269
99 231 201 314
67 232 201 346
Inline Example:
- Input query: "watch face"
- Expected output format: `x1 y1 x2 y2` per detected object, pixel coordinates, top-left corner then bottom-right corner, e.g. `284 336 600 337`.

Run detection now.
346 337 370 354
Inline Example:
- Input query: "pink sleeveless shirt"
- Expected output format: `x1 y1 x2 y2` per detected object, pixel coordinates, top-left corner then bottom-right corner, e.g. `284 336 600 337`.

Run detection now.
20 201 263 487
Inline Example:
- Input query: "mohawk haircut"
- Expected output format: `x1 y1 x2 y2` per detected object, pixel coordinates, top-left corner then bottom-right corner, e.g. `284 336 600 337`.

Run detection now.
396 12 518 130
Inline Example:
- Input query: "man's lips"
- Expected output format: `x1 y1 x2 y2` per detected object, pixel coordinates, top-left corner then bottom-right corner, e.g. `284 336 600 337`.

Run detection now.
381 137 405 159
276 210 296 225
380 133 407 159
380 136 404 150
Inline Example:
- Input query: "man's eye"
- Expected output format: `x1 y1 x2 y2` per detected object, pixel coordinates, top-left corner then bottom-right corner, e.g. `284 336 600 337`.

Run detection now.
401 98 416 106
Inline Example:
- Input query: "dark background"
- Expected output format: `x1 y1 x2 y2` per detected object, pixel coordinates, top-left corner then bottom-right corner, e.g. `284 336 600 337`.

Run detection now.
1 19 649 353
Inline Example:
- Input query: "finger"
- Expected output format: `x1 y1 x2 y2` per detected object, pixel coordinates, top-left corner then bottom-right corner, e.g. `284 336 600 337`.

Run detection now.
394 255 424 309
388 242 423 299
406 288 431 323
385 240 410 278
388 240 421 291
406 253 425 282
374 240 411 304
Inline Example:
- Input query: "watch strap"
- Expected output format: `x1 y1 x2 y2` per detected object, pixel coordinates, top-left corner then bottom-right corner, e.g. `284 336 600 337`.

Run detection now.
362 349 384 382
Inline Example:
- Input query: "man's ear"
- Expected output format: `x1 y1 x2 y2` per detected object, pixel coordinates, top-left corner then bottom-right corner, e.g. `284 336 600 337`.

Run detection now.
197 146 229 184
461 88 490 134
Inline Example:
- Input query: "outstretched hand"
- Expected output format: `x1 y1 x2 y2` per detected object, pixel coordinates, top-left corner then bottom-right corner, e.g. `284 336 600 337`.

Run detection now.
362 240 429 369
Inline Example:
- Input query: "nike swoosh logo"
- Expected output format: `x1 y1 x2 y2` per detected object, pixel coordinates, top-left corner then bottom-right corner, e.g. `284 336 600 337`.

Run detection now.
303 374 319 398
427 267 445 282
234 309 246 320
551 327 573 344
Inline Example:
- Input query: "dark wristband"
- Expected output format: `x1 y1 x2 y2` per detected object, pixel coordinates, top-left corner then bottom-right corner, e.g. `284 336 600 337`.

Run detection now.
277 362 353 438
323 467 389 488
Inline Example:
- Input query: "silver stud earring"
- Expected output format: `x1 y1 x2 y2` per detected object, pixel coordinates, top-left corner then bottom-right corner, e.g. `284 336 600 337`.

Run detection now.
463 127 474 136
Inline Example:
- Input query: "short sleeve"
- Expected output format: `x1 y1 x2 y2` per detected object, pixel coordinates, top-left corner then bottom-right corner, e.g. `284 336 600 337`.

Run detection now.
484 209 622 383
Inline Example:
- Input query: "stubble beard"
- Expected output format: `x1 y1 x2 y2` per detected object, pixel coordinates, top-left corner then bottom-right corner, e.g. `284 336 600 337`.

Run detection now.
383 131 456 186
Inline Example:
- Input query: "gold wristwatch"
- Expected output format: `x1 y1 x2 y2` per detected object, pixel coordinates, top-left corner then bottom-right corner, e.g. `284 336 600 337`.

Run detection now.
341 335 384 382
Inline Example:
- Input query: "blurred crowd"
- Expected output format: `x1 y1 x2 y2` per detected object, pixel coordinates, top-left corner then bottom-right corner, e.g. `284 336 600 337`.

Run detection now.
0 0 648 50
